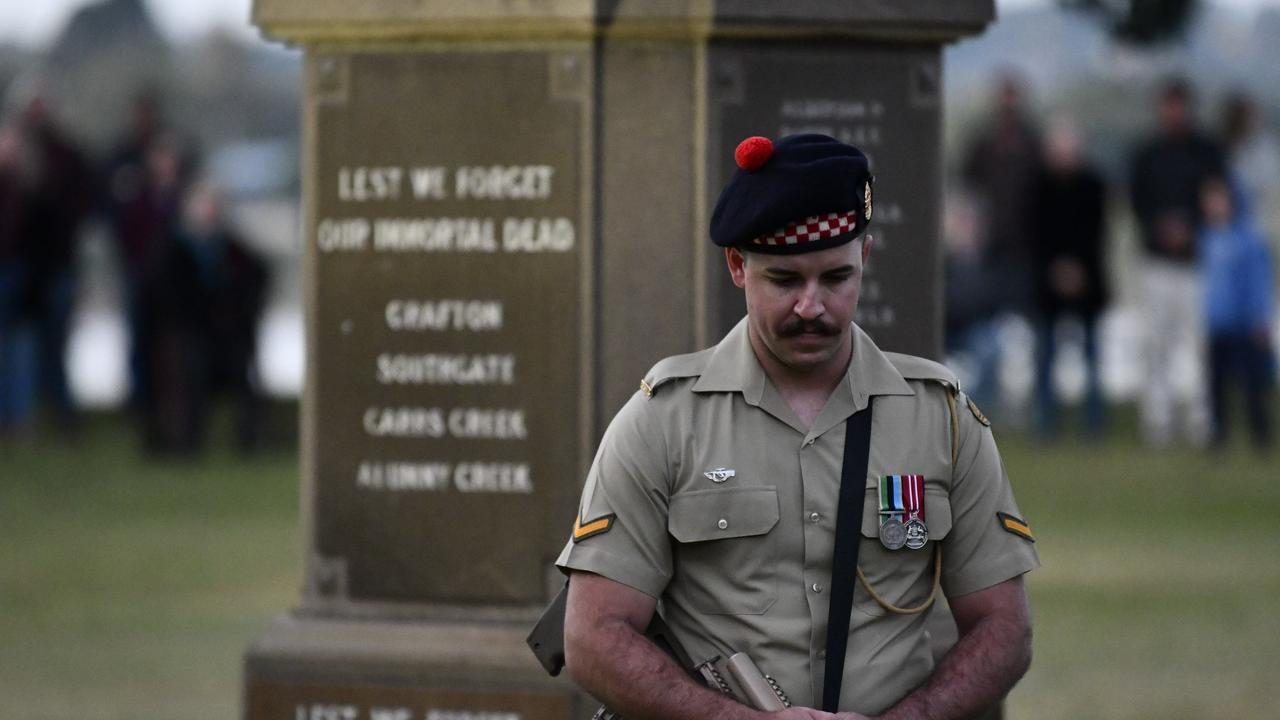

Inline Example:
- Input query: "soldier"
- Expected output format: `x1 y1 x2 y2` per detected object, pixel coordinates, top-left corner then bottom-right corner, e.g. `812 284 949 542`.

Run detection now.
557 134 1039 719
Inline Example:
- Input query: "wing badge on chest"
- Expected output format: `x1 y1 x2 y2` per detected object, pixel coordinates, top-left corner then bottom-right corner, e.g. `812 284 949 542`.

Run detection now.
703 468 736 483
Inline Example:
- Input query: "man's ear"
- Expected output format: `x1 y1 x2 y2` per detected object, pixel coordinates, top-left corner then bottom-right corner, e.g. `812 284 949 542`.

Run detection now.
861 235 874 266
726 247 748 288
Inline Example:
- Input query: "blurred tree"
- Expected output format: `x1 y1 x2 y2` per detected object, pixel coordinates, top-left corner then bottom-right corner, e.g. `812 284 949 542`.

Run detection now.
1061 0 1199 44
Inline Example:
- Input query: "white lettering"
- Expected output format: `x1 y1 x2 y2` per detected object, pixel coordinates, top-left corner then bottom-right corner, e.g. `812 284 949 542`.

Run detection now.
363 407 527 440
501 217 575 253
425 712 521 720
455 165 554 200
447 408 527 440
369 709 412 720
385 300 503 332
409 166 448 200
294 704 358 720
779 123 835 137
373 218 497 253
338 166 403 202
356 462 451 492
779 98 873 121
454 463 533 494
425 712 520 720
375 354 515 386
363 407 446 438
317 218 369 252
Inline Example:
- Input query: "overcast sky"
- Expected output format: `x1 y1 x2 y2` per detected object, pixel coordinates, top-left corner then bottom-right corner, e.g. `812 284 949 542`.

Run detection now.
0 0 256 48
0 0 1277 48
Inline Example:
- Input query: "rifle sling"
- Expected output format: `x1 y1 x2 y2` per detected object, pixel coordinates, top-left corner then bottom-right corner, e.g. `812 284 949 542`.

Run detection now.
821 402 874 713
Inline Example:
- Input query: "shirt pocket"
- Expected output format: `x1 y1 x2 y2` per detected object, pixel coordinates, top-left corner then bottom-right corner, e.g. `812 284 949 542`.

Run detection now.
667 487 780 615
854 485 953 617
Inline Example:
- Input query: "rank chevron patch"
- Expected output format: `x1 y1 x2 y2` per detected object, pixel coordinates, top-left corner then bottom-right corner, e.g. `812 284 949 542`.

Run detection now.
997 512 1035 542
572 513 616 543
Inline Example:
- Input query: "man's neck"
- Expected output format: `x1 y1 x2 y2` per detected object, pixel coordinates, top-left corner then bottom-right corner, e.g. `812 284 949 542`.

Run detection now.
747 326 852 428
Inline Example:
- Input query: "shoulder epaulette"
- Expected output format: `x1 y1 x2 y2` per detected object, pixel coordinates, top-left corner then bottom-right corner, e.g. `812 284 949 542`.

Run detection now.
639 347 715 398
884 352 960 395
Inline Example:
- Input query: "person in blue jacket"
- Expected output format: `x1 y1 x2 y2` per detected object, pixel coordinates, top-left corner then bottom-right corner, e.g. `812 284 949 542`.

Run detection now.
1198 174 1274 450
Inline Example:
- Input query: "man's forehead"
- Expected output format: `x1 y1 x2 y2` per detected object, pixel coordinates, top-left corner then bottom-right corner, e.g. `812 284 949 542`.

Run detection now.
753 241 861 272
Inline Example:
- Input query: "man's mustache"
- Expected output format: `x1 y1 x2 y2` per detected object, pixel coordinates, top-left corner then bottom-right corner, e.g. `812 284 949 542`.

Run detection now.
778 317 840 337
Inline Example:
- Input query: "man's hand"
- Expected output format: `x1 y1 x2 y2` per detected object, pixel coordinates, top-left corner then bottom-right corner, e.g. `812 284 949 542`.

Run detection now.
565 571 771 720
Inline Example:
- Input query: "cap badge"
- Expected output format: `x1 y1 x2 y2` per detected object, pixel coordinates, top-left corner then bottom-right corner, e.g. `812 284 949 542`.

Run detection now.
704 468 736 483
864 182 873 221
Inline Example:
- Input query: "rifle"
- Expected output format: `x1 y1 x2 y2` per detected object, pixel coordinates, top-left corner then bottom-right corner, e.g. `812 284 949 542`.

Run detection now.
527 585 790 716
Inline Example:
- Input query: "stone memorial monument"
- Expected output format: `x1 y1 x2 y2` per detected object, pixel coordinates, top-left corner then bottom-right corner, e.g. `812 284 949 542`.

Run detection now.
244 3 994 719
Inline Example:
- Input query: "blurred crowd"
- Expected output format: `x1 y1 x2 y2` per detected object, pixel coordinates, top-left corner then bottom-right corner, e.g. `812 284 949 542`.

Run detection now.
0 93 269 454
3 72 1276 456
948 74 1277 452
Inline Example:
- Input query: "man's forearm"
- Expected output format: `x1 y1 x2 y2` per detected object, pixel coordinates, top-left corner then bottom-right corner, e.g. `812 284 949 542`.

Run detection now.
565 615 764 720
880 608 1032 720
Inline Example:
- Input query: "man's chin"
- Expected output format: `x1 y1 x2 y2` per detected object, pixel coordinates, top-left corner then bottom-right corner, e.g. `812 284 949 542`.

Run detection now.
775 338 839 369
787 333 838 351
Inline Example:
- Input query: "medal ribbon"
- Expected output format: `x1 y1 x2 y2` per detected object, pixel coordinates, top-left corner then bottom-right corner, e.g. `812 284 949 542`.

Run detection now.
902 474 925 522
878 475 905 523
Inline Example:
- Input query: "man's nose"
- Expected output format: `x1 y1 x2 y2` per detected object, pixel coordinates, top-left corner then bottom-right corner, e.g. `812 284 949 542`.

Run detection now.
793 284 825 320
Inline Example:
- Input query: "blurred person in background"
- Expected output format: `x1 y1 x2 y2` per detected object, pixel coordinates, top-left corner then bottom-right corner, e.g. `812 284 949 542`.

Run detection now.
0 121 37 440
1129 78 1224 448
961 72 1044 420
105 117 185 417
1220 92 1280 249
944 191 1003 414
177 179 268 454
139 177 267 455
104 93 162 206
19 96 92 436
1029 119 1109 440
1198 175 1273 452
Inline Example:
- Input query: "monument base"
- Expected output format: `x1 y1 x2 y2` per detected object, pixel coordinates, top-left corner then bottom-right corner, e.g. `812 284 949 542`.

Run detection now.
244 613 592 720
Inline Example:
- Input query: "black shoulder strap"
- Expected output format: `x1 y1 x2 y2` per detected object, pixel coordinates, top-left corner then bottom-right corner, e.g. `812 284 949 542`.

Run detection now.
821 401 874 712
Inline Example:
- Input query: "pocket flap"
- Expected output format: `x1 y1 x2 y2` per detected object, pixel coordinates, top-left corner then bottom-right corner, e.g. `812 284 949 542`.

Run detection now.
669 487 780 543
860 486 953 541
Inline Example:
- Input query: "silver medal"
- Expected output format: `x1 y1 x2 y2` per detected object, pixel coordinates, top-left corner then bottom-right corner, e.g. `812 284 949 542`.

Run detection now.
904 518 929 550
879 517 907 550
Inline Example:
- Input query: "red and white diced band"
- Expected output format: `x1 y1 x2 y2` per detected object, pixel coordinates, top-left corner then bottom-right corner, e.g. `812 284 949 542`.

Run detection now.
751 209 860 247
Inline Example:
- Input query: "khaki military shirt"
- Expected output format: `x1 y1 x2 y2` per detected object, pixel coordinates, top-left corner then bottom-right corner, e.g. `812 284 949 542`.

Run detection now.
557 319 1039 715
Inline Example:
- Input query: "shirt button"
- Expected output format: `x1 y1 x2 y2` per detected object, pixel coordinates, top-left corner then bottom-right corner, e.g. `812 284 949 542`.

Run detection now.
809 511 821 523
811 582 823 593
804 438 816 446
717 518 729 530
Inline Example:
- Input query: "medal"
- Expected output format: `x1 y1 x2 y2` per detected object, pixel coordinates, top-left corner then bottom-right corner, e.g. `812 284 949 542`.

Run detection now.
879 517 907 550
879 474 929 551
877 475 908 550
904 518 928 550
901 474 928 550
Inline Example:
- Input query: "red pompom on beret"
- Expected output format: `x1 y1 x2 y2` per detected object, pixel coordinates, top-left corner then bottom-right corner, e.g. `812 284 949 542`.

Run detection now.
734 136 774 172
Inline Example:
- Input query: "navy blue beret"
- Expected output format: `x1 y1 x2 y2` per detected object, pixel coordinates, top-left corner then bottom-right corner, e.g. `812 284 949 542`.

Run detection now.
710 133 873 254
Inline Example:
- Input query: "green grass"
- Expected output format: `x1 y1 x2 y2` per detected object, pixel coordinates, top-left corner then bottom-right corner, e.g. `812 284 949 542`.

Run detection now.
1001 410 1280 720
2 406 1277 719
0 413 300 720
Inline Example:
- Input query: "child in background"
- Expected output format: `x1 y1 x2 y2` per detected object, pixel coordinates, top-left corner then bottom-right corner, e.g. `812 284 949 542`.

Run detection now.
1199 175 1274 450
